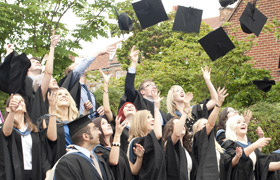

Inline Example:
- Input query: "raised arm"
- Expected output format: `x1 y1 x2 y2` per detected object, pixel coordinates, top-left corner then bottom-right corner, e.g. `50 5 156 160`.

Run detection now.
201 66 218 110
47 91 57 141
171 92 192 144
99 68 113 122
152 90 163 140
2 94 19 136
125 46 140 102
5 44 14 57
243 137 271 157
231 147 242 167
109 116 127 165
41 31 60 100
206 87 228 135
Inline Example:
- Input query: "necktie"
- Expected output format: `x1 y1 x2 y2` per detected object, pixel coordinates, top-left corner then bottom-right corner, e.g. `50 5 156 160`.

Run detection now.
90 154 103 179
81 84 94 117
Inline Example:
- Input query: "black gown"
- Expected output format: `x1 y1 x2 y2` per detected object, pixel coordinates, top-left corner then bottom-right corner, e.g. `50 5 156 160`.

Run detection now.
94 145 133 180
0 128 51 180
222 140 272 180
55 150 114 180
128 131 166 180
165 136 197 180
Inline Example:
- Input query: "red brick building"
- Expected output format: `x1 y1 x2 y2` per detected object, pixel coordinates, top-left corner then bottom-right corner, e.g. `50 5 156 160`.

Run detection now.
222 0 280 81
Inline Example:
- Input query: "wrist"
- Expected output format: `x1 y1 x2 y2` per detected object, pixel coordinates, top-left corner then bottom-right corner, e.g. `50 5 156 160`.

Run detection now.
215 104 221 108
112 142 121 147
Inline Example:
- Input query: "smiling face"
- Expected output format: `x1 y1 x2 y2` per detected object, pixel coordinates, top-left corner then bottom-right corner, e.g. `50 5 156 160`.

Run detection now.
235 116 247 136
100 118 113 136
29 58 42 73
123 103 137 117
145 113 155 133
172 85 185 103
56 89 71 107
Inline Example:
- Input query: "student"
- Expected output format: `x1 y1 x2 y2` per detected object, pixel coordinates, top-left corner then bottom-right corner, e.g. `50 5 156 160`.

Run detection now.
54 114 114 180
166 66 218 134
127 90 166 180
1 93 57 180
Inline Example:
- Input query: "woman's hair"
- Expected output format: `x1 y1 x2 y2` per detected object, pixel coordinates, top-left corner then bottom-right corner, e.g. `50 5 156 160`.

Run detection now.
92 117 113 147
217 107 230 130
4 94 38 132
53 88 79 121
117 102 137 123
166 85 192 118
193 119 224 153
128 110 151 142
162 117 192 152
225 115 244 142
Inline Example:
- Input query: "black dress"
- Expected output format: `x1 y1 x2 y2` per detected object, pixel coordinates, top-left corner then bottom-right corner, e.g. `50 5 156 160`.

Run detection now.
128 131 166 180
94 145 133 180
165 136 197 180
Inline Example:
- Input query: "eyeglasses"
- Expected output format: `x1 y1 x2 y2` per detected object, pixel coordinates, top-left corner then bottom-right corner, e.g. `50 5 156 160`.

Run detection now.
144 83 157 89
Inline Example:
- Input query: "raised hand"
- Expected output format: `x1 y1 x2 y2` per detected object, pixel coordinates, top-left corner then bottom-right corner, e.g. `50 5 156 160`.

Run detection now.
152 90 163 109
99 68 111 84
129 45 140 64
84 101 93 111
95 46 114 57
97 106 105 116
217 87 228 106
133 143 145 158
50 30 60 47
256 126 264 138
254 137 271 149
47 91 56 114
243 110 252 125
115 116 128 136
235 147 242 158
9 94 20 112
201 66 211 81
5 44 14 56
183 92 193 112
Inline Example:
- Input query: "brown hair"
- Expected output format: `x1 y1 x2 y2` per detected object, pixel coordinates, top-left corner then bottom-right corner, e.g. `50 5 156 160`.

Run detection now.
217 107 229 130
138 79 154 91
71 124 91 146
4 94 38 132
92 117 113 146
162 117 192 152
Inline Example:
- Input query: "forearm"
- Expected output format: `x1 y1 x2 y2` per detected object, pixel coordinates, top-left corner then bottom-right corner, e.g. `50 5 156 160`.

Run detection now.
129 157 143 175
269 161 280 171
173 112 187 137
243 144 257 157
103 82 113 122
125 71 137 101
205 79 218 110
2 113 15 136
47 114 57 141
231 155 241 167
109 135 121 165
206 106 220 135
154 107 162 139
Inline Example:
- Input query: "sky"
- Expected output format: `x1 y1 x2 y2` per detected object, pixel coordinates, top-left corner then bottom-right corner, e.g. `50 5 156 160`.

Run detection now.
65 0 237 58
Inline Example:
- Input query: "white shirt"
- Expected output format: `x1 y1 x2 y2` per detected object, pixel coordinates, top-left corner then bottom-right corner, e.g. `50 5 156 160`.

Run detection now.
185 149 192 180
20 125 32 170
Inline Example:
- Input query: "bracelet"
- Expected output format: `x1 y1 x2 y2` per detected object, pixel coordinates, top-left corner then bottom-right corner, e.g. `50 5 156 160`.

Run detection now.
215 104 221 108
112 142 121 147
103 90 108 93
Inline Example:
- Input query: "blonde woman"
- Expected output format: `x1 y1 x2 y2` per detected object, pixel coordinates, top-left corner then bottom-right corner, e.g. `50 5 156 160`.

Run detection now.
127 91 166 180
166 66 218 134
192 87 228 180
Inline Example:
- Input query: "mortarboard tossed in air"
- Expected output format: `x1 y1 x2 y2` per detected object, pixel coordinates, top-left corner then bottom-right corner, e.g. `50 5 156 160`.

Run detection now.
114 8 133 31
219 0 238 7
172 6 203 34
239 2 267 37
198 27 235 61
132 0 168 29
68 111 97 137
253 77 275 92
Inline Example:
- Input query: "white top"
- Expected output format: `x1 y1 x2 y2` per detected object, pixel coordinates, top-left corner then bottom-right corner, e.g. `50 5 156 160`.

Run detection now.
249 151 257 171
185 149 192 180
216 150 221 172
20 125 32 170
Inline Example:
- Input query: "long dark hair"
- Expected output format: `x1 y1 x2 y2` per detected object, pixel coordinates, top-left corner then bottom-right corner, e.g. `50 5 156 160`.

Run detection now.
162 117 192 153
92 117 113 147
4 94 38 132
217 107 229 130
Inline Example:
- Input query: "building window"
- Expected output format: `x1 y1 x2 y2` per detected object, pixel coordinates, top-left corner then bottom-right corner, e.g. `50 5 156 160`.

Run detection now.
109 51 116 61
116 43 122 49
116 71 122 79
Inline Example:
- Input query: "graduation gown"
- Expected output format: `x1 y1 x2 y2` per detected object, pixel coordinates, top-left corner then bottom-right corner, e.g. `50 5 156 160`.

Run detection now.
128 131 166 180
193 127 231 180
95 145 133 180
0 128 51 180
55 151 114 180
165 136 197 180
222 140 271 180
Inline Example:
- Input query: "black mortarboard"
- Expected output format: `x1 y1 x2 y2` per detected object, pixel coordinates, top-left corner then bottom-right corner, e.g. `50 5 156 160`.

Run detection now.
198 27 235 61
172 6 203 34
132 0 168 29
219 0 238 7
68 111 97 137
253 77 275 92
239 2 267 37
114 8 133 31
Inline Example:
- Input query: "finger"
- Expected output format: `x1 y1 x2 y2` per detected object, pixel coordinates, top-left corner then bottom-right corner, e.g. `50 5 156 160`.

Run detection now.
201 66 204 72
98 68 104 76
131 45 136 52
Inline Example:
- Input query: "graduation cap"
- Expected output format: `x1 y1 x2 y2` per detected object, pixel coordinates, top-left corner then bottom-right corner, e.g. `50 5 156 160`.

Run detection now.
253 77 275 92
132 0 168 29
219 0 238 7
172 6 203 34
239 2 267 37
198 27 235 61
68 111 97 137
114 8 133 31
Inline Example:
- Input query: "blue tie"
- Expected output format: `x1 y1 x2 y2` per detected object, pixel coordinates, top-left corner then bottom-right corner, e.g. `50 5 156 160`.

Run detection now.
81 84 95 119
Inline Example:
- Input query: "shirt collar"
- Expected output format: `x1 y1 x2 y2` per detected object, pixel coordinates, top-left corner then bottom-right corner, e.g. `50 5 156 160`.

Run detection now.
73 145 91 159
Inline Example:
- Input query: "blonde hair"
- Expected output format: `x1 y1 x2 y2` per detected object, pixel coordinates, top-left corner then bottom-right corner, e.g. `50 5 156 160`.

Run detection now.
128 110 151 142
193 119 224 154
166 85 192 118
53 88 79 122
225 115 245 142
